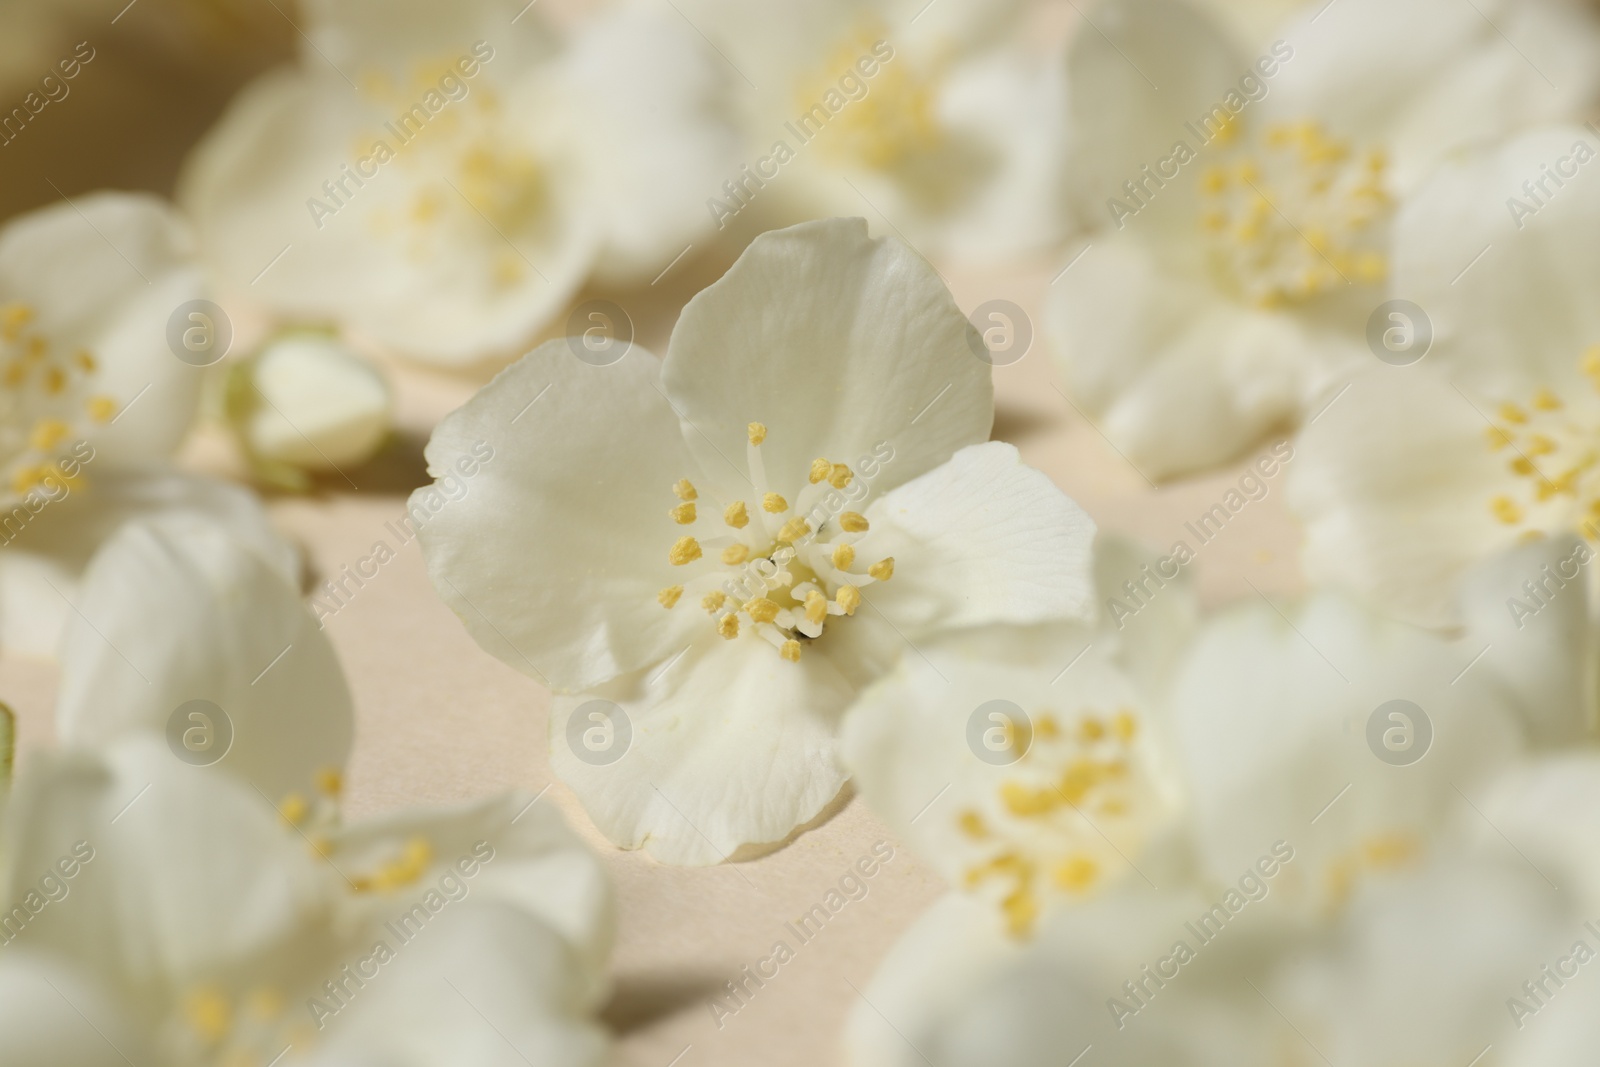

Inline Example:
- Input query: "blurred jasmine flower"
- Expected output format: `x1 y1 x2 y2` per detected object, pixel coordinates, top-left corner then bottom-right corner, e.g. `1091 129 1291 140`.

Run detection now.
670 0 1072 262
180 0 742 367
0 736 613 1067
1291 126 1600 625
413 218 1097 864
842 538 1196 937
224 331 394 491
0 192 286 656
1048 0 1600 480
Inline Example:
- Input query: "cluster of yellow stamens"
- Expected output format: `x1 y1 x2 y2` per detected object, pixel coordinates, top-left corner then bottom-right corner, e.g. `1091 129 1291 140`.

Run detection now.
958 705 1155 937
1200 120 1390 307
1323 832 1420 913
177 983 315 1066
1483 354 1600 537
0 300 115 502
657 422 894 662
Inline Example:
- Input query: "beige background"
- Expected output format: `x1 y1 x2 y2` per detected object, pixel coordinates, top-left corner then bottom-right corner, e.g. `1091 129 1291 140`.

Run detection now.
0 3 1306 1064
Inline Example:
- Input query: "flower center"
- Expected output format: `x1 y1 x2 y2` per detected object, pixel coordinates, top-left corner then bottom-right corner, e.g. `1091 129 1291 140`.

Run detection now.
796 28 942 174
1199 120 1390 308
656 422 894 662
0 300 115 507
1483 351 1600 536
956 705 1164 937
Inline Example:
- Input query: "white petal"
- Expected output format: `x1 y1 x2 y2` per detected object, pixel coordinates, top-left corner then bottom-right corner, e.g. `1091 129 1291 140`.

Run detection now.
0 466 295 658
0 953 154 1067
853 442 1096 635
550 632 855 866
413 341 706 692
55 513 353 800
233 332 392 470
662 218 992 501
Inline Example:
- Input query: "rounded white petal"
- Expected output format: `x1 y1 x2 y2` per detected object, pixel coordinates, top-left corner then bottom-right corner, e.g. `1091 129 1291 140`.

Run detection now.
413 341 705 692
0 953 154 1067
233 332 392 470
55 513 353 800
662 218 992 502
550 631 855 866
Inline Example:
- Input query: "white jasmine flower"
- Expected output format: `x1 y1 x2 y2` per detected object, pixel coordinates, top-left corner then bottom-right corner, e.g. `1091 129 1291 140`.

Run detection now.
0 736 613 1067
0 192 286 656
180 0 742 366
842 537 1195 937
225 331 393 490
1290 126 1600 624
1048 0 1600 479
671 0 1071 262
413 218 1097 864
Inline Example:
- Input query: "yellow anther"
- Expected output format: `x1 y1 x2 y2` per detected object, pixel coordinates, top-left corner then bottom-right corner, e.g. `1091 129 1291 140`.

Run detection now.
1202 210 1228 232
832 543 856 570
1354 252 1386 284
957 810 986 839
669 536 702 565
28 418 69 451
0 302 33 341
309 835 334 858
1526 434 1557 456
1585 346 1600 379
673 479 697 501
804 589 828 625
745 597 780 623
1054 855 1098 893
702 591 727 612
828 463 852 489
780 639 802 662
43 366 65 394
670 502 697 524
867 558 894 581
10 466 40 494
1112 709 1138 742
1059 759 1098 803
717 612 740 639
1490 495 1523 525
24 336 47 361
724 501 749 528
86 395 116 423
778 517 811 542
1532 388 1562 411
1200 166 1227 194
1498 403 1528 425
658 585 684 609
762 492 788 512
74 349 96 373
1485 426 1512 450
839 512 869 532
1000 782 1059 817
315 768 343 797
279 793 310 826
1035 715 1059 739
809 457 832 484
1002 888 1038 938
747 422 767 446
836 585 861 616
183 987 232 1043
3 361 24 387
1361 833 1418 868
721 544 750 565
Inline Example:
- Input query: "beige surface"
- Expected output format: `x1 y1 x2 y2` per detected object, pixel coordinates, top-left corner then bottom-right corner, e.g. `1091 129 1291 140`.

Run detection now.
0 4 1310 1063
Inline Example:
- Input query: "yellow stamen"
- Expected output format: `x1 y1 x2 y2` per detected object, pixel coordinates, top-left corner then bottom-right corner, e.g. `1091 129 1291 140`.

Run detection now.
315 768 343 797
745 597 779 623
1079 717 1105 742
0 302 33 341
804 590 828 625
74 349 96 373
87 395 116 422
1000 781 1059 816
957 810 986 839
1054 855 1098 892
183 988 232 1043
1490 496 1523 525
658 585 684 609
839 512 869 533
724 501 749 528
747 422 767 445
836 585 861 615
702 591 727 612
1112 709 1138 742
832 543 855 570
778 517 811 542
1002 888 1037 938
28 418 69 451
43 366 65 394
780 639 802 662
829 463 852 489
867 557 894 581
278 793 309 826
1498 402 1527 425
669 536 702 565
673 479 697 501
809 457 832 484
762 492 788 513
670 502 697 524
721 544 750 565
717 612 740 640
